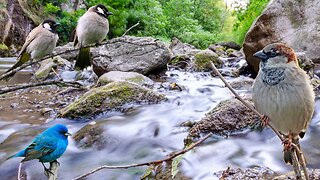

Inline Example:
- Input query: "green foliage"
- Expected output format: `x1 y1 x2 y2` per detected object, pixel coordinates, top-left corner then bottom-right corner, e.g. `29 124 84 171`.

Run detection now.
32 0 269 48
232 0 270 44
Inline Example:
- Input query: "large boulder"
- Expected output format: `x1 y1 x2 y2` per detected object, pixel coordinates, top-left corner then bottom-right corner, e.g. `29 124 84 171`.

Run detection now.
243 0 320 73
59 81 166 119
91 36 172 77
97 71 154 87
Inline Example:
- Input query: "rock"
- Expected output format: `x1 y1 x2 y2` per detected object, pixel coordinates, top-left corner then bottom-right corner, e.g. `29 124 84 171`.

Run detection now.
208 45 227 57
296 52 314 74
97 71 154 87
59 81 166 119
213 166 277 179
193 49 223 71
243 0 320 73
273 169 320 180
53 42 78 62
226 48 243 58
217 41 241 51
91 36 172 77
73 121 117 149
169 37 200 56
189 98 258 136
34 56 73 80
229 77 254 90
311 78 320 96
168 54 191 70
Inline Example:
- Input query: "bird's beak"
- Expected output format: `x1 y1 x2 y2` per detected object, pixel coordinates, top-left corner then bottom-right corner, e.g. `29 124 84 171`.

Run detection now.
253 50 268 61
107 12 113 15
65 132 72 136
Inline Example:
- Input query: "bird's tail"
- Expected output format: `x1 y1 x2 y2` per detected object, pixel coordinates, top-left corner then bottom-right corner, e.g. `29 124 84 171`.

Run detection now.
75 47 91 70
2 53 30 81
6 149 25 160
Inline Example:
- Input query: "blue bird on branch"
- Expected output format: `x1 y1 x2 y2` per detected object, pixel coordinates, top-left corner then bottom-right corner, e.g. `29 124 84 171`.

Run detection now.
7 124 71 174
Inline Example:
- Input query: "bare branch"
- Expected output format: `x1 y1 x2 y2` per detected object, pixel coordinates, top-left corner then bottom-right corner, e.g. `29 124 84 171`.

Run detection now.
0 80 84 95
73 132 213 180
122 21 140 37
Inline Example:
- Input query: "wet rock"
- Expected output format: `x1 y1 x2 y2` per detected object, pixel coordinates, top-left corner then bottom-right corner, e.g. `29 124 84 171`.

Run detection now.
169 37 200 56
59 81 166 119
217 41 241 51
73 121 116 149
208 45 227 57
97 71 154 87
0 44 10 57
243 0 320 73
226 48 243 58
273 169 320 180
296 52 314 74
213 166 277 179
189 98 258 136
229 77 254 90
311 78 320 96
91 36 172 77
168 54 191 70
193 50 223 71
34 56 73 80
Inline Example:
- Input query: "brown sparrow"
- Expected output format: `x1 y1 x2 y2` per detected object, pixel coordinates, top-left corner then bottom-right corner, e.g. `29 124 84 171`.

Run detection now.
252 43 315 164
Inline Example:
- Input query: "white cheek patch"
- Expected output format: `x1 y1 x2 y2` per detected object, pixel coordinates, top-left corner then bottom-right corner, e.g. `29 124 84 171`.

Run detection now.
97 7 105 15
43 23 52 31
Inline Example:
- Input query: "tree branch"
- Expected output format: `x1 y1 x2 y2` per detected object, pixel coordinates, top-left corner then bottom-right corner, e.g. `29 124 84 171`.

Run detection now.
122 21 140 37
0 80 84 95
73 132 213 180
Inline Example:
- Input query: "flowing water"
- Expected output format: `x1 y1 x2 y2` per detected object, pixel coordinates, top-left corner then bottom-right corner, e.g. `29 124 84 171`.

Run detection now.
0 58 319 180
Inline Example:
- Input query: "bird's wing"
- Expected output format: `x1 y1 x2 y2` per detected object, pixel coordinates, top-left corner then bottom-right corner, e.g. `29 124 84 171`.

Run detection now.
22 135 57 162
18 26 41 57
73 29 79 47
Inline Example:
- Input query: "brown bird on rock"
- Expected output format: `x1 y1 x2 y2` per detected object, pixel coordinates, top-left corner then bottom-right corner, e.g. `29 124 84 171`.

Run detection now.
252 43 315 167
74 4 113 70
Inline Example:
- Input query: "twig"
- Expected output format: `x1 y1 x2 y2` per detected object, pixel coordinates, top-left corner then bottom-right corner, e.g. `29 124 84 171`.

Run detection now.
122 21 140 37
208 61 309 179
18 162 22 180
0 80 84 95
73 132 213 180
45 161 59 180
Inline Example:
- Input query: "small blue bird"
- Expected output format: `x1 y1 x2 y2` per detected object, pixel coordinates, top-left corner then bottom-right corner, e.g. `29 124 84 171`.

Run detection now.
7 124 71 173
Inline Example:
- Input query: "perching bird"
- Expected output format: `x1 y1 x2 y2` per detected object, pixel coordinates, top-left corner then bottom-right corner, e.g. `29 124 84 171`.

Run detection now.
252 43 315 164
7 124 70 173
3 19 59 81
74 4 112 70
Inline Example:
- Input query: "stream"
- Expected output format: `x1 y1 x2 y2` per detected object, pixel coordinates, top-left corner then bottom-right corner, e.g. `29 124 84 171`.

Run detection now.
0 58 319 180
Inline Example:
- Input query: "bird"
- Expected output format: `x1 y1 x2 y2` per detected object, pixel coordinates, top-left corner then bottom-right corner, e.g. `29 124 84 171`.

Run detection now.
252 43 315 165
7 124 71 174
74 4 113 70
3 19 59 81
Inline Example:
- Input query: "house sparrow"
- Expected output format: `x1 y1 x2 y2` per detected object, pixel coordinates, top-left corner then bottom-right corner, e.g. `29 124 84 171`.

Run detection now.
3 19 59 81
252 43 315 164
74 4 113 70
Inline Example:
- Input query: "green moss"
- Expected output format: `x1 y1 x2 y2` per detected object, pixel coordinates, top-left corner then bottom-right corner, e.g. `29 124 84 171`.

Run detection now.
194 51 223 71
60 82 166 119
0 44 8 50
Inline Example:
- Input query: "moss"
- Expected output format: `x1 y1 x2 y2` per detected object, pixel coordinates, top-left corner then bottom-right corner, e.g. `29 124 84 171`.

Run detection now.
59 81 166 119
0 44 8 50
194 50 223 71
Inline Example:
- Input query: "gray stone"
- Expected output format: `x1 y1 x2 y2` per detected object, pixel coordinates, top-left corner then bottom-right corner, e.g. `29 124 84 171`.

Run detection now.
189 98 258 136
91 36 172 77
193 49 223 71
243 0 320 73
97 71 154 87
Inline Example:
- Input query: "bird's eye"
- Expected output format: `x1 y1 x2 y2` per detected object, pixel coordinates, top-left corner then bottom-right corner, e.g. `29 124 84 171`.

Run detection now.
267 50 278 58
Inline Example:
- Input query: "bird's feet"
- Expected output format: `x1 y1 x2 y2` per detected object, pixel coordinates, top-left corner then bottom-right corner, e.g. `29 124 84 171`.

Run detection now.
260 115 270 128
42 163 54 176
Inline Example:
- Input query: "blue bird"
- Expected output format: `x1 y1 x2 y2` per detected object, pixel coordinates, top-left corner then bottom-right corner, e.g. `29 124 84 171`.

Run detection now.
7 124 71 173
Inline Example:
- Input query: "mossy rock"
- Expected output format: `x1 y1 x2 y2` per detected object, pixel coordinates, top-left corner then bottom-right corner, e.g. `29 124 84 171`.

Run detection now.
194 50 223 71
0 44 9 57
59 81 166 119
169 54 191 69
97 71 154 87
